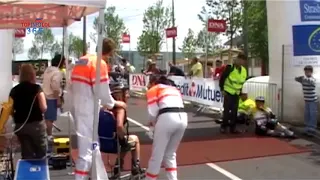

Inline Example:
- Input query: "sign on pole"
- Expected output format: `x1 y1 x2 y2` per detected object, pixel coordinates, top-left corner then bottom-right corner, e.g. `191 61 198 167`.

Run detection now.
122 34 130 43
207 19 227 33
166 27 177 38
14 29 26 38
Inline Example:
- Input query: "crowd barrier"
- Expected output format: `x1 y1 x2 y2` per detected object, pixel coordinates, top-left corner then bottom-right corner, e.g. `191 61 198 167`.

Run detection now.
128 73 279 115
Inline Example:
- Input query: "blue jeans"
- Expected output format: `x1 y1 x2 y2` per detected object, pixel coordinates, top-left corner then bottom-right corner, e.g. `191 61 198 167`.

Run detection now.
304 101 318 133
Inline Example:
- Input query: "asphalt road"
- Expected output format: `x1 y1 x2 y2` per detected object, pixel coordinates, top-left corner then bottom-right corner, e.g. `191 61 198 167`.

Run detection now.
48 96 320 180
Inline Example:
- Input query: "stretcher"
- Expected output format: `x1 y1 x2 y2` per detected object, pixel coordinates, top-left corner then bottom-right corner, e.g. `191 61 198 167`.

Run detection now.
98 110 145 180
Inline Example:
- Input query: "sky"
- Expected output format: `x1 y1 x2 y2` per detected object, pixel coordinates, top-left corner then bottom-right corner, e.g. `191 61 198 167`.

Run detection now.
15 0 227 60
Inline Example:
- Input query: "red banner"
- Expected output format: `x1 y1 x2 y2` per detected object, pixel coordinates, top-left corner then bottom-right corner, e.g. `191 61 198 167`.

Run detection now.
166 27 177 38
207 19 227 33
122 34 130 43
14 29 26 38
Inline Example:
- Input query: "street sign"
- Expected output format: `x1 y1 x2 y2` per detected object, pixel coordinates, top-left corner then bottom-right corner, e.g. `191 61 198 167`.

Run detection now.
122 34 130 43
14 29 26 38
166 27 177 38
207 19 227 33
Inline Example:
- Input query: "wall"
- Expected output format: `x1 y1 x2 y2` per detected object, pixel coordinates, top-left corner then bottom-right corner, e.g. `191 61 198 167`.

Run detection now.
266 1 320 124
0 30 13 102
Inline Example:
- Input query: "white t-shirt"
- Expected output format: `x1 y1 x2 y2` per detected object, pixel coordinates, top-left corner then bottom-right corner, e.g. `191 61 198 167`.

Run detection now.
42 66 62 99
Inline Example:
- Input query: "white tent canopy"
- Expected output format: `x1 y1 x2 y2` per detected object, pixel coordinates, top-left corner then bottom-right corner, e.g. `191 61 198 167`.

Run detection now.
0 0 106 28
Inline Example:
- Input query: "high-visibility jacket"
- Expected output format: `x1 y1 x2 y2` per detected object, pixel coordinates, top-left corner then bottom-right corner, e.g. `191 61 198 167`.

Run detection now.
238 98 255 115
70 54 115 179
224 65 247 95
146 84 183 121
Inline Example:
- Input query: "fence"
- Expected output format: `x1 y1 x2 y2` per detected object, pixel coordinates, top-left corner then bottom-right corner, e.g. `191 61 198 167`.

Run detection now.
128 73 279 115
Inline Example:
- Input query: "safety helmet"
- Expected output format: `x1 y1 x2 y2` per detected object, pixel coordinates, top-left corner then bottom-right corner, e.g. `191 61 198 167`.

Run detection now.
255 96 265 102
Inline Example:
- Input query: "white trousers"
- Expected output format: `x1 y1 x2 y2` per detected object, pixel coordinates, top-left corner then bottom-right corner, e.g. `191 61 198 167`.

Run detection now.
146 112 188 180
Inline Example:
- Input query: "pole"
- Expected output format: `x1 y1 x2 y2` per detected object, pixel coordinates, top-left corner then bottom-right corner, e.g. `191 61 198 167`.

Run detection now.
204 14 209 78
166 38 169 71
243 0 249 75
171 0 176 65
280 44 285 122
83 16 87 55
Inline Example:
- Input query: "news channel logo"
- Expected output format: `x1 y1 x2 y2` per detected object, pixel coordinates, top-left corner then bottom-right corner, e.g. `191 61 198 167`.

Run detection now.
23 18 50 35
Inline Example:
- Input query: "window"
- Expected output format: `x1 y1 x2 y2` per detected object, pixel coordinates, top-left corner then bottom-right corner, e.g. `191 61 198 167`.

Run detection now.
223 60 228 65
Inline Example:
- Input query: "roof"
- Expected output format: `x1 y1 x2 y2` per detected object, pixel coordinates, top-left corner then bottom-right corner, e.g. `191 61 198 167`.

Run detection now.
223 35 243 46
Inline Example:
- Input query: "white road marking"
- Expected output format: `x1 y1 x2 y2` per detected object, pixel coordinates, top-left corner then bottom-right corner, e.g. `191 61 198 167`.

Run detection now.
206 163 242 180
127 117 243 180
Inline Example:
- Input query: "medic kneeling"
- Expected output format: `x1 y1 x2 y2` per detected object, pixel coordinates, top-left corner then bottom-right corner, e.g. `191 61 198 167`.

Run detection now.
253 96 295 138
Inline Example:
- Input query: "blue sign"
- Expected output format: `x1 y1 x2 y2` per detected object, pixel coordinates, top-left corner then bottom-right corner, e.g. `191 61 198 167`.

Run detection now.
292 25 320 56
300 0 320 21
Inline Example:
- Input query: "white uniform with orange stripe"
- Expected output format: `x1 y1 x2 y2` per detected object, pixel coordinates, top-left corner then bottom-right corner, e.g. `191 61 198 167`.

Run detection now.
146 84 188 180
70 54 115 180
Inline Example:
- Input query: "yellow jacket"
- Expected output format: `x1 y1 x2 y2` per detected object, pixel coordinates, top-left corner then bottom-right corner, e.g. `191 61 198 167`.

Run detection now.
238 98 256 114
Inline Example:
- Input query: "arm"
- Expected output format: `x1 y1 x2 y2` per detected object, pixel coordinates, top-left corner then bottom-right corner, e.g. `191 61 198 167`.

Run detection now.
115 108 126 139
219 65 232 91
51 71 62 99
294 76 304 83
37 92 47 113
301 77 316 86
146 88 159 126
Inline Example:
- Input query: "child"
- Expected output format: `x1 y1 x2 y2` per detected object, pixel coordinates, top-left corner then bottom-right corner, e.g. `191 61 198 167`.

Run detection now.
295 65 318 136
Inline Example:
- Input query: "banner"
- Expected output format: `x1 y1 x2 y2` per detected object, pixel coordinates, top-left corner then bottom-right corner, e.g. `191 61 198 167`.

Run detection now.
12 60 48 76
14 29 26 38
207 19 227 33
122 34 130 43
300 0 320 21
129 74 149 92
166 27 177 38
169 76 223 108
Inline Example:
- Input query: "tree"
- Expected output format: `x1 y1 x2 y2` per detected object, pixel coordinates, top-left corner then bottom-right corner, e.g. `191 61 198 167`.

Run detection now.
69 35 84 58
28 44 40 60
196 6 220 55
12 38 24 60
51 41 62 58
90 6 127 50
137 0 172 57
33 29 54 59
246 0 268 73
179 28 197 59
206 0 242 47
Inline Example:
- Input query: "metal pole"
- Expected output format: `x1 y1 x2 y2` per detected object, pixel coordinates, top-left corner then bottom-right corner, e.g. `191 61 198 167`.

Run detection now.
205 14 209 77
83 16 87 55
172 0 176 65
243 0 249 75
280 44 285 122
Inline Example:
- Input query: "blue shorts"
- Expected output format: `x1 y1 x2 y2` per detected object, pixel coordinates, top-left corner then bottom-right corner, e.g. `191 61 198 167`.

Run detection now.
44 99 58 121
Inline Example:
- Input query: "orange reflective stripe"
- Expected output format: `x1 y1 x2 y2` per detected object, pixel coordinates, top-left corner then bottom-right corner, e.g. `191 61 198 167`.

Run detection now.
146 172 158 178
147 85 181 105
71 54 109 86
74 169 89 175
147 85 159 104
165 167 177 171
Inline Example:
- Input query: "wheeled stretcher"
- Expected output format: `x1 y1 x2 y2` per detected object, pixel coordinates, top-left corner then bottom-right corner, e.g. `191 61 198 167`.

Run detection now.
98 110 146 180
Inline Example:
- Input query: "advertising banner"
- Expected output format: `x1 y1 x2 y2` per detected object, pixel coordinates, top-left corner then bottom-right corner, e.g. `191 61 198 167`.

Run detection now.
300 0 320 21
129 74 149 92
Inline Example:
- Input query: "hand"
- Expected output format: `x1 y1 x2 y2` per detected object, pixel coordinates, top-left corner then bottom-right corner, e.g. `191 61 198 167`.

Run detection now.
148 121 155 127
116 101 127 109
57 98 62 108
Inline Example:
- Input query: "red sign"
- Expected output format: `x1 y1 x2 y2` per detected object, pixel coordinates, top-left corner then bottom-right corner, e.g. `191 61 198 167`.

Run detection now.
207 19 227 33
166 27 177 38
14 29 26 38
131 74 146 87
122 34 130 43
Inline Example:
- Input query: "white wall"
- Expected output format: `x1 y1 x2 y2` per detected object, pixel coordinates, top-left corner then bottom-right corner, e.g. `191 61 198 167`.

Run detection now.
267 1 320 124
0 30 13 102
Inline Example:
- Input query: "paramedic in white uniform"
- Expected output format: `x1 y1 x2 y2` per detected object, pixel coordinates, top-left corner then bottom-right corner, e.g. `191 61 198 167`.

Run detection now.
145 75 188 180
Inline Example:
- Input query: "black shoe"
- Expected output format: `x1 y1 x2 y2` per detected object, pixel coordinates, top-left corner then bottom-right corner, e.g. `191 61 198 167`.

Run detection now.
230 129 241 134
220 127 227 134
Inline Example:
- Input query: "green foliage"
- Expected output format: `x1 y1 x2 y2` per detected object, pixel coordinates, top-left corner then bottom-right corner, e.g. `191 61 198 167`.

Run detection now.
196 6 221 54
137 0 172 57
28 43 40 60
246 0 268 66
90 6 127 50
179 29 197 58
69 34 84 58
50 41 62 58
13 38 24 58
32 29 54 59
206 0 242 47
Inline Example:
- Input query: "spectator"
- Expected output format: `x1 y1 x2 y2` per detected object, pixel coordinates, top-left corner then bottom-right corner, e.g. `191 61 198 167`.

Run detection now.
168 62 185 76
144 59 153 73
146 62 160 75
10 64 47 159
42 54 65 152
295 65 318 136
121 58 136 73
213 60 226 80
188 57 203 78
219 53 247 134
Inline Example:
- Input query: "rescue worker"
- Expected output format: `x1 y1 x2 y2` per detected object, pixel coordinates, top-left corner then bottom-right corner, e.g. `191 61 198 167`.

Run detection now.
70 38 126 180
145 75 188 180
252 96 295 138
237 90 255 131
219 53 247 133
